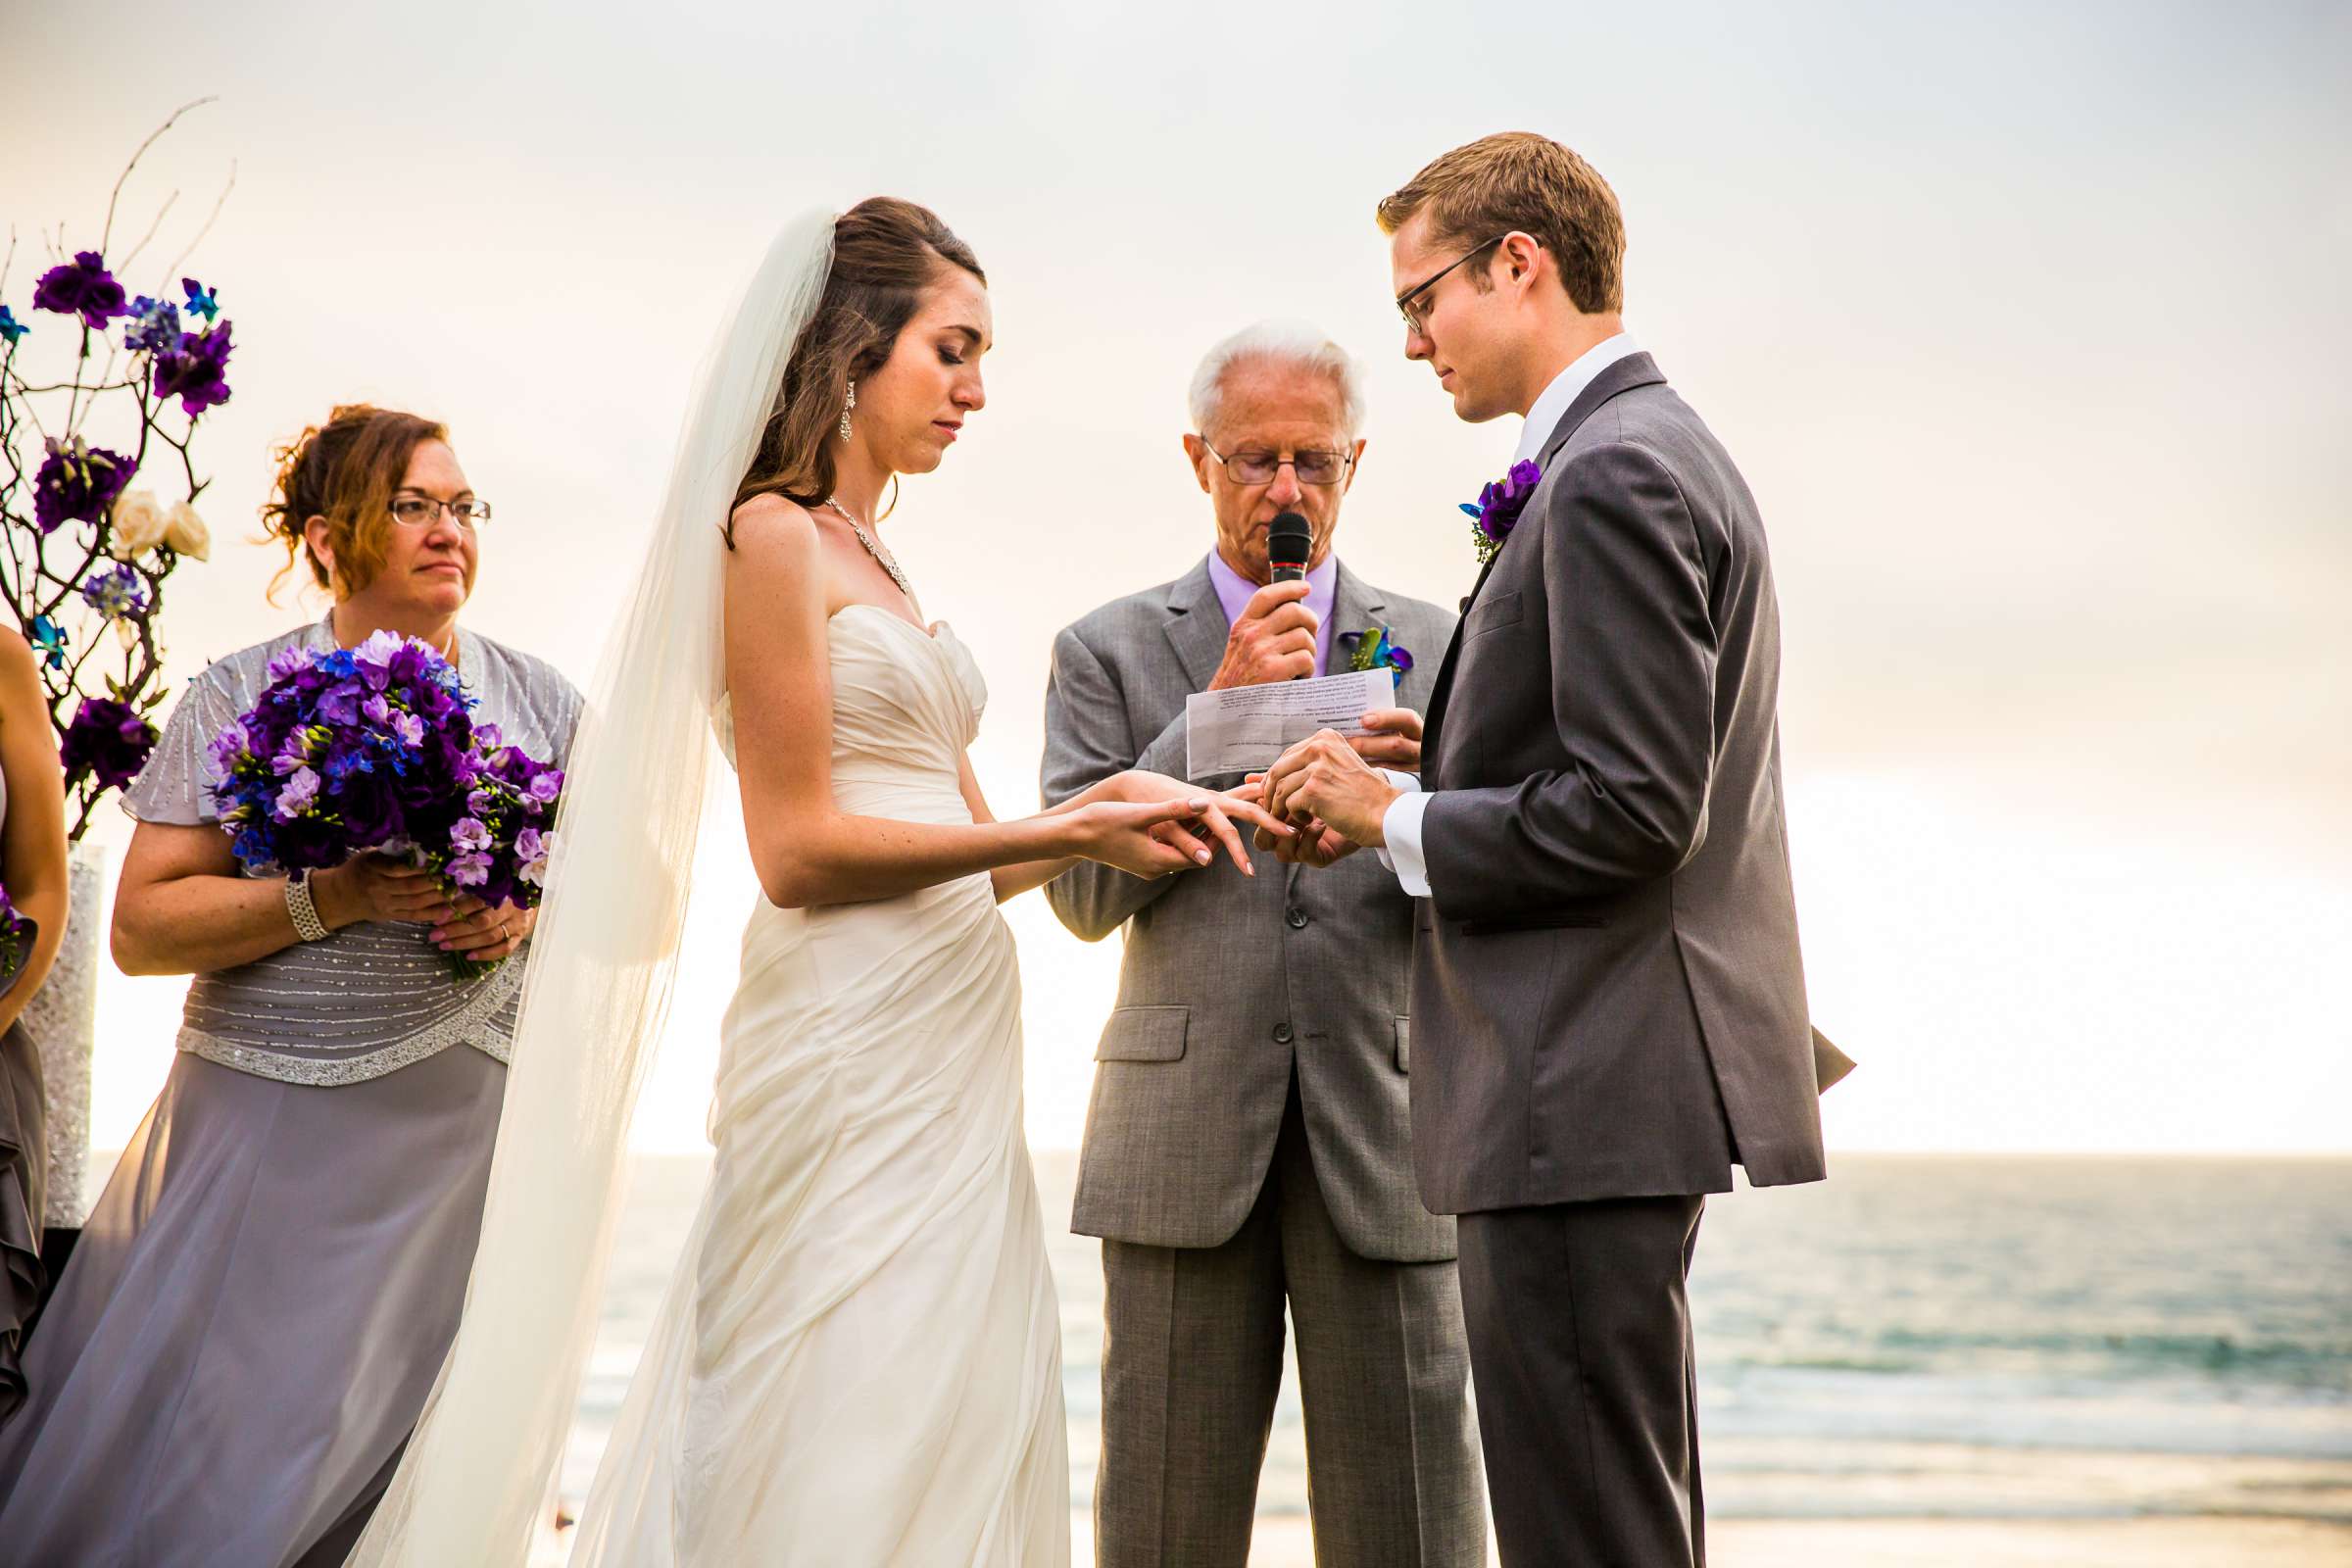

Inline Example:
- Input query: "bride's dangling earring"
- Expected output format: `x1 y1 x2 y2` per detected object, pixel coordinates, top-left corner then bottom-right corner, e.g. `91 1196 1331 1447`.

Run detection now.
839 379 857 443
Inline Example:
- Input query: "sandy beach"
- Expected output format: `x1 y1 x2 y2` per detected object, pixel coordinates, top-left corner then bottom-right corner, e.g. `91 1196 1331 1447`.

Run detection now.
1067 1514 2352 1567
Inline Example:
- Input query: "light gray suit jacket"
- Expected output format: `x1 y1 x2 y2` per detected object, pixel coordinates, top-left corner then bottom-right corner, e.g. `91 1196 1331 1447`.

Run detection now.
1043 557 1457 1262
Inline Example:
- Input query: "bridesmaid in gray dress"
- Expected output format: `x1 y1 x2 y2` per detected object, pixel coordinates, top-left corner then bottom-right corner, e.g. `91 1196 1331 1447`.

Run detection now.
0 405 581 1565
0 623 69 1426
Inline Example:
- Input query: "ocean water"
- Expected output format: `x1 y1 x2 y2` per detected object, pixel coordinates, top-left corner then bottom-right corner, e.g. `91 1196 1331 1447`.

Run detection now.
565 1152 2352 1527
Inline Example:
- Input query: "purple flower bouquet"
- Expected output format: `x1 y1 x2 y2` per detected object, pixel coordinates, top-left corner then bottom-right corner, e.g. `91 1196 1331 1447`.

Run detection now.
0 884 34 995
204 631 563 975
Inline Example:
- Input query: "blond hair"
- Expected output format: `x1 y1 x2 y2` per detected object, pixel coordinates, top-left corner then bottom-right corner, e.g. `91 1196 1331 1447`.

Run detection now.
1377 132 1626 314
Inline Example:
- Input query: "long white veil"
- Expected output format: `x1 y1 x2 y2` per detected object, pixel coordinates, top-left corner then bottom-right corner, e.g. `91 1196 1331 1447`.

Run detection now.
350 210 838 1565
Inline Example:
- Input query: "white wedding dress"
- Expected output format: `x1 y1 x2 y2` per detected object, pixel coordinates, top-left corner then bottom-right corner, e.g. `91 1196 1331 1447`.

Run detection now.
568 605 1068 1566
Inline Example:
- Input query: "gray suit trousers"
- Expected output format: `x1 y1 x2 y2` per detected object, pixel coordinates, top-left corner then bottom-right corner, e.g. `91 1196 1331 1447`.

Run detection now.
1095 1076 1485 1568
1455 1197 1708 1568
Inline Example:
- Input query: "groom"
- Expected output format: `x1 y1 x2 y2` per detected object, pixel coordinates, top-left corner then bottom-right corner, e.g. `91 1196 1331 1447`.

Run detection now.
1259 133 1853 1565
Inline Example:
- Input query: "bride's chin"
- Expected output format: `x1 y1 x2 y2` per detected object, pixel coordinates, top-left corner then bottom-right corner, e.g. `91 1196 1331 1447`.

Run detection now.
899 444 948 475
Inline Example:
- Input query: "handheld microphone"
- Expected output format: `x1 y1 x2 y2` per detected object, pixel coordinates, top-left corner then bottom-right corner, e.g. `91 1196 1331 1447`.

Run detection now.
1268 512 1311 584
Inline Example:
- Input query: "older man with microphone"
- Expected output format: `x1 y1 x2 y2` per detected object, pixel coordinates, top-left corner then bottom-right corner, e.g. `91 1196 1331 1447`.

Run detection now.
1042 321 1483 1567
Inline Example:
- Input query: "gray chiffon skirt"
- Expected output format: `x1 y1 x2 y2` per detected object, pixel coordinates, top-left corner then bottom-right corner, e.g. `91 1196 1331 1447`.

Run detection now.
0 1041 506 1567
0 1019 44 1427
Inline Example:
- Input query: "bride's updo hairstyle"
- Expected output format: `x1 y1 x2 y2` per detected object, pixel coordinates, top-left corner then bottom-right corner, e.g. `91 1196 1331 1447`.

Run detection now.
727 197 985 545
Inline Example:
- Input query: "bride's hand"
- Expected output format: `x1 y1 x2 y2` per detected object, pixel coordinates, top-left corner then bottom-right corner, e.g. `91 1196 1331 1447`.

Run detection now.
1061 799 1227 879
1089 769 1292 877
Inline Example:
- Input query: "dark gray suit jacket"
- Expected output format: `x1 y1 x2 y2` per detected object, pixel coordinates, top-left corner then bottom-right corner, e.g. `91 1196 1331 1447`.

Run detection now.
1044 558 1458 1261
1410 352 1840 1214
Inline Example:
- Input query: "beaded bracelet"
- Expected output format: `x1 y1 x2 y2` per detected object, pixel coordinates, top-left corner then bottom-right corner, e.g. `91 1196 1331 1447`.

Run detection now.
284 872 330 943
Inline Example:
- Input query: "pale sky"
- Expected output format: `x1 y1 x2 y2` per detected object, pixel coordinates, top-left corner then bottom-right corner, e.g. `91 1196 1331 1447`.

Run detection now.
4 0 2345 1155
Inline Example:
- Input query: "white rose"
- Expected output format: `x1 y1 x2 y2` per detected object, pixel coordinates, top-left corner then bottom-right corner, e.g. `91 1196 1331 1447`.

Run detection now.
109 489 170 559
164 500 210 562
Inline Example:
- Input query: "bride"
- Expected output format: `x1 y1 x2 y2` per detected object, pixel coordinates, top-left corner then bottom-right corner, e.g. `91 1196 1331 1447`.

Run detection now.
350 204 1283 1566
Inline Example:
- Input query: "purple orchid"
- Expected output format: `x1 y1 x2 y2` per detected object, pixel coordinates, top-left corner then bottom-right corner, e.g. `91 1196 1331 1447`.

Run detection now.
33 437 135 535
31 251 129 330
514 827 551 887
150 318 233 416
274 766 322 821
1461 459 1544 565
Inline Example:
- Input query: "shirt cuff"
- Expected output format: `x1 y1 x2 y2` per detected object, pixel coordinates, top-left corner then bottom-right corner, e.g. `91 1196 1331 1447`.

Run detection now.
1375 773 1433 897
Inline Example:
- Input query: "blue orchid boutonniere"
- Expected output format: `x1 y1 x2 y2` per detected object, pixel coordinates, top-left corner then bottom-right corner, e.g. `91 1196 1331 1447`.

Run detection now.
1341 624 1414 683
1460 459 1543 565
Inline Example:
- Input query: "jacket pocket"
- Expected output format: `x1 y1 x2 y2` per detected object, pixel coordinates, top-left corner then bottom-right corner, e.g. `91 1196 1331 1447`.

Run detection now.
1394 1016 1411 1073
1095 1004 1189 1062
1462 590 1525 640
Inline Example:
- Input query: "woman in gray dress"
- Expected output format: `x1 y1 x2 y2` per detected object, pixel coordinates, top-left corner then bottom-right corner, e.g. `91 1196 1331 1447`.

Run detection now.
0 404 581 1565
0 623 68 1426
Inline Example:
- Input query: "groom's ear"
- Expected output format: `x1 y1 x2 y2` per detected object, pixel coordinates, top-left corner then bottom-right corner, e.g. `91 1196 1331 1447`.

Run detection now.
1496 232 1545 294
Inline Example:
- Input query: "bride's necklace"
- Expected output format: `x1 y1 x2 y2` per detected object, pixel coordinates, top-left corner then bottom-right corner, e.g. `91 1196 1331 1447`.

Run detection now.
822 496 913 600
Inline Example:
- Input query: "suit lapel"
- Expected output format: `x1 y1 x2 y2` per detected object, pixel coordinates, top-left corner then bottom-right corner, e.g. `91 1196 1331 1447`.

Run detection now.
1535 351 1665 467
1325 560 1387 679
1162 559 1229 695
1420 353 1669 787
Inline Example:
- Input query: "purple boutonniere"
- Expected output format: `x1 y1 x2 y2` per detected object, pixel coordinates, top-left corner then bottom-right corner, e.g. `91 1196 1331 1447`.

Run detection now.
1459 459 1543 565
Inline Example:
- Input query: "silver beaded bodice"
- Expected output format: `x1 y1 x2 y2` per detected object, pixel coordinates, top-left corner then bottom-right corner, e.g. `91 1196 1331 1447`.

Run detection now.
124 614 583 1088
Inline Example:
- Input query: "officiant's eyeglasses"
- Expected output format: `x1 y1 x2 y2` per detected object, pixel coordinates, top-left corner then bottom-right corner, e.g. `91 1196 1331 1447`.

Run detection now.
1198 439 1353 487
1396 234 1508 333
389 495 494 529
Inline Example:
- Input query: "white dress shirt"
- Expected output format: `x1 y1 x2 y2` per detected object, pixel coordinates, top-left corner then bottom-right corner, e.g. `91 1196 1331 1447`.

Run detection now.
1375 333 1642 897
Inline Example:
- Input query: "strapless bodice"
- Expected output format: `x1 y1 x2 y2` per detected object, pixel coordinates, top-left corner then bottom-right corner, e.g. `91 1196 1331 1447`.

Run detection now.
714 604 987 826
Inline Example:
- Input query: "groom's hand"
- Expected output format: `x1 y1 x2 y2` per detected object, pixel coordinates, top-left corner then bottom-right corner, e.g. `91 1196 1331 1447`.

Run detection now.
1236 777 1360 866
1259 729 1401 850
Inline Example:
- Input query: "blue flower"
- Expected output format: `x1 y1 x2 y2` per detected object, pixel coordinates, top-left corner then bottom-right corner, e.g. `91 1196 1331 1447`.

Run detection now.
29 616 67 670
0 306 26 345
79 561 150 621
181 278 219 321
122 295 183 353
1344 624 1415 680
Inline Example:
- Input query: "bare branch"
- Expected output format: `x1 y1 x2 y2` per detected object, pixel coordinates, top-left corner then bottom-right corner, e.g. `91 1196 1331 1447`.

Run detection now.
101 98 219 253
116 188 180 274
160 161 238 285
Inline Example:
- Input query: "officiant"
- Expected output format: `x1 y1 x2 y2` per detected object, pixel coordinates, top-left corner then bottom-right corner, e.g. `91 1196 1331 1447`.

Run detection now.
1042 323 1482 1567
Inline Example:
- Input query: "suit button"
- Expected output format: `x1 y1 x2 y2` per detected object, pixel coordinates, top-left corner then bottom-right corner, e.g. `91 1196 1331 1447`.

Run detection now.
1285 907 1308 929
1273 1022 1294 1045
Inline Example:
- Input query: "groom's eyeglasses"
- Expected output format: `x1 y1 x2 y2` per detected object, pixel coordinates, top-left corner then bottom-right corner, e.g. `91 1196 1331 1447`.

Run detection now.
1396 234 1508 334
1198 439 1353 487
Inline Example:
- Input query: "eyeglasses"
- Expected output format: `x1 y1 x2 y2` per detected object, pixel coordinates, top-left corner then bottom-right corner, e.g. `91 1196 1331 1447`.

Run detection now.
1396 234 1509 333
389 495 493 529
1198 438 1353 487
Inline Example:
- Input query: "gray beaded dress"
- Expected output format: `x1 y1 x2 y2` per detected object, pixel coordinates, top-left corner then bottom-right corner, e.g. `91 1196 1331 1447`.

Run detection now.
0 613 580 1566
0 757 45 1428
